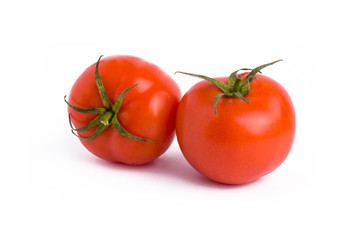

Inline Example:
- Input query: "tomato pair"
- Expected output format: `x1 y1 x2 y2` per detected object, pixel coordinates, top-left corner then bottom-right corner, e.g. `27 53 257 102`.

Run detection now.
66 55 295 184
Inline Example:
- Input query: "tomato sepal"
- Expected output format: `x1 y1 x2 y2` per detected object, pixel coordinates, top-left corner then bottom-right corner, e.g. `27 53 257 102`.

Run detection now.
213 93 225 117
175 59 282 117
67 114 102 132
65 56 157 143
64 96 106 114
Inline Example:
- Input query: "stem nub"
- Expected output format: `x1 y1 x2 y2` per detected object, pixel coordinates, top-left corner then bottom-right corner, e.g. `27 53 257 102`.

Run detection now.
175 59 282 116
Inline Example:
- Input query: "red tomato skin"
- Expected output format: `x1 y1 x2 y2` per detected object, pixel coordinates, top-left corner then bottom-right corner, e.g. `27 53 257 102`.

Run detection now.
176 73 295 184
68 55 181 165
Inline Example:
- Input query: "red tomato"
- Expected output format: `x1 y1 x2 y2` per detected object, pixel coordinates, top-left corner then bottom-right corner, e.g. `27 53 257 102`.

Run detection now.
176 61 295 184
66 55 181 165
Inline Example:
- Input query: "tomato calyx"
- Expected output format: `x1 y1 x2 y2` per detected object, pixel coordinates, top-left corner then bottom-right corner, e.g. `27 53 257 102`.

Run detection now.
175 59 282 116
65 55 156 143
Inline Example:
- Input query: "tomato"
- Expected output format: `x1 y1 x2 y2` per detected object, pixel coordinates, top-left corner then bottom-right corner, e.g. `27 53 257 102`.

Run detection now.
175 60 295 184
65 55 181 165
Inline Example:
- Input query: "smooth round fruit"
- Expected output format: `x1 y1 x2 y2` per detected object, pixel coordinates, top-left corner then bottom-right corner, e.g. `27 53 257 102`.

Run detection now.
176 73 295 184
67 55 181 165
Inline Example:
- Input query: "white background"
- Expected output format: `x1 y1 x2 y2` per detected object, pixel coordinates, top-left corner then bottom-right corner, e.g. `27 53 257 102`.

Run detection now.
1 0 360 239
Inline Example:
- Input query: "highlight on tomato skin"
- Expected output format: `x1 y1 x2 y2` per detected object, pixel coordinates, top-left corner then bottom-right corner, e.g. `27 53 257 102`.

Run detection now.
175 61 296 185
65 55 181 165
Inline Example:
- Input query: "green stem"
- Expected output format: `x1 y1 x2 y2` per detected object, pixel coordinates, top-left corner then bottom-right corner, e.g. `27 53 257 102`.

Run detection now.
65 55 156 143
100 111 113 126
175 59 282 116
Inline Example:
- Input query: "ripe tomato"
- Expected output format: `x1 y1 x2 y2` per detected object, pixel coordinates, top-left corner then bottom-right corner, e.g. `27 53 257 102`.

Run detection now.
66 55 181 165
176 61 295 184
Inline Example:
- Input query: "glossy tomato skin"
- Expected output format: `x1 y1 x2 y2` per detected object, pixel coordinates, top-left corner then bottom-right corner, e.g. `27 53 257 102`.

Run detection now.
68 55 181 165
176 73 295 184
